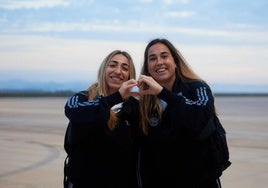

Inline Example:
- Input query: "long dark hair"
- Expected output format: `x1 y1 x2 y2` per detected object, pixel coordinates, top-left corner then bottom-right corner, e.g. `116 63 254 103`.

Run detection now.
139 38 203 135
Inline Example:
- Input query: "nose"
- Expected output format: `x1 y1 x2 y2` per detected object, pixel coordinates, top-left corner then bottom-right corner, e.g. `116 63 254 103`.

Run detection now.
114 66 122 74
156 57 163 65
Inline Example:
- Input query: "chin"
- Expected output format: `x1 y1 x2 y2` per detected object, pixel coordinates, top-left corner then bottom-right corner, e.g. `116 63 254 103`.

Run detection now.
108 84 120 90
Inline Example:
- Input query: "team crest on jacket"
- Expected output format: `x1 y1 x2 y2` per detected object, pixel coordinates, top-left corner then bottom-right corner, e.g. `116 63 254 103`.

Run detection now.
150 115 159 127
149 100 168 127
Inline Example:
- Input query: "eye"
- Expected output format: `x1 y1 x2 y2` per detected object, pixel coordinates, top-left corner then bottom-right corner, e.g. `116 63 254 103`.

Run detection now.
108 61 117 67
122 65 129 71
161 53 169 59
148 56 157 62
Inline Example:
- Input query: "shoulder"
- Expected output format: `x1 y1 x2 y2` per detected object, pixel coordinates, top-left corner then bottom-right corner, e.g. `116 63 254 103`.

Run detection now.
181 80 212 93
67 90 89 103
77 90 89 96
188 80 210 89
69 90 88 97
177 80 214 101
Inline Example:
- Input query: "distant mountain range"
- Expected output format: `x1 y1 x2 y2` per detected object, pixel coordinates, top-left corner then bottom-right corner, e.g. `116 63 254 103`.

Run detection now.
0 79 268 94
210 83 268 94
0 79 90 92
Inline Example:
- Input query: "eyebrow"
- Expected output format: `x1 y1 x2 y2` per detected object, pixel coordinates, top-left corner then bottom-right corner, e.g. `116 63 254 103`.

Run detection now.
148 51 169 57
110 60 129 67
110 60 118 63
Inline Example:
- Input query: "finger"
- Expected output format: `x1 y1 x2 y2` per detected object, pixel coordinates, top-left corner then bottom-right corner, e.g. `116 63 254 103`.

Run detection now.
139 75 153 86
126 83 138 90
128 78 138 84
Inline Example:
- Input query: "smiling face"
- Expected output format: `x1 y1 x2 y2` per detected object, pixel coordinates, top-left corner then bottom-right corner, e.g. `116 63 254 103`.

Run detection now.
105 54 130 94
147 43 177 90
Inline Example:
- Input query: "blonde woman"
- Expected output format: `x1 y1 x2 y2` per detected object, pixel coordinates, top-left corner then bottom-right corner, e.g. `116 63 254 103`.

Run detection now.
137 38 222 188
64 50 139 188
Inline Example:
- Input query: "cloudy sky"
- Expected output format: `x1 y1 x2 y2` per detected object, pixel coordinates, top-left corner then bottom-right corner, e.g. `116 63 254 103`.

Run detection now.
0 0 268 91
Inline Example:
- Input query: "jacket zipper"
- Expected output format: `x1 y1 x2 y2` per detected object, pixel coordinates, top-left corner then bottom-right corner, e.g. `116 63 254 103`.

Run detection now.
136 147 142 188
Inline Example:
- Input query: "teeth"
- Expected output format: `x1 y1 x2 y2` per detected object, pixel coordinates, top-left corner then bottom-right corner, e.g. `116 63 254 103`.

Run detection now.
156 68 166 73
111 77 121 81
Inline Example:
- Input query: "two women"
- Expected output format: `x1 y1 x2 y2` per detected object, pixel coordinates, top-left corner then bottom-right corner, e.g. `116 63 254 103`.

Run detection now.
64 39 222 188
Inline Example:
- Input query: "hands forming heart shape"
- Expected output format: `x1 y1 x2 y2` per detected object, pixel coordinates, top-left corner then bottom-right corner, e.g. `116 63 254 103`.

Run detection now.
119 75 163 99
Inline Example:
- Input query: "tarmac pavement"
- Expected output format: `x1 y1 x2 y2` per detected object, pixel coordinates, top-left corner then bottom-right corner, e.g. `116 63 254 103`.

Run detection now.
0 96 268 188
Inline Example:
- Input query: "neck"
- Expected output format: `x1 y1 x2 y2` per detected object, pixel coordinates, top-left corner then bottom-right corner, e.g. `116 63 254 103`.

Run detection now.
160 76 176 91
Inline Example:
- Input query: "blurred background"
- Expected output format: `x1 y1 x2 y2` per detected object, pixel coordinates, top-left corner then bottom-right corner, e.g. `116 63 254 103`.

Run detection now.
0 0 268 94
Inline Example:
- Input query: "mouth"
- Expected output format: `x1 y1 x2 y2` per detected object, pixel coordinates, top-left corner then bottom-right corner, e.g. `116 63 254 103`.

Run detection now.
155 67 167 73
110 76 123 82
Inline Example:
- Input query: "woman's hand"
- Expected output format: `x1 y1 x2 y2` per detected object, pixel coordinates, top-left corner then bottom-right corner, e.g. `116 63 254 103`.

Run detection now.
138 75 163 95
119 79 140 99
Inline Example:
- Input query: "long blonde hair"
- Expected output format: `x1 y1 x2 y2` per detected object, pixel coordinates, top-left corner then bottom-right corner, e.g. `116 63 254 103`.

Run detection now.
139 38 202 135
88 50 136 130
